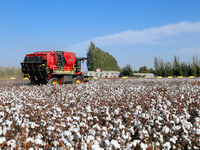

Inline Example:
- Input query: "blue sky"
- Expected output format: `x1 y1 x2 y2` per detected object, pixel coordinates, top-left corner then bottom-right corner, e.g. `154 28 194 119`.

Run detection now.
0 0 200 71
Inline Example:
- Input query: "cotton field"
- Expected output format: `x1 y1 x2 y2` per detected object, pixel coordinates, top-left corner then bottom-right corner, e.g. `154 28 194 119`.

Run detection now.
0 78 200 150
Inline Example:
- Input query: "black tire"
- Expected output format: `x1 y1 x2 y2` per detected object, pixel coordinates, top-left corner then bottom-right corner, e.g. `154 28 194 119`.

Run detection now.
48 77 60 85
30 80 37 85
72 76 82 84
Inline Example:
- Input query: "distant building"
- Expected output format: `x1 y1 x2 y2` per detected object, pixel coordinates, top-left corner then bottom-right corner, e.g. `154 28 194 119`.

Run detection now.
133 73 154 78
96 68 101 72
87 71 120 78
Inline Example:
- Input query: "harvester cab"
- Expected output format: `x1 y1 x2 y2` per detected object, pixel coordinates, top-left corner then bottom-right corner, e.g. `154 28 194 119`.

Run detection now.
21 51 91 85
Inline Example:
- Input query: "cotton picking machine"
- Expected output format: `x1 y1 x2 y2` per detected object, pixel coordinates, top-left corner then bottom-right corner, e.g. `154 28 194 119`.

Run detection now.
21 51 91 85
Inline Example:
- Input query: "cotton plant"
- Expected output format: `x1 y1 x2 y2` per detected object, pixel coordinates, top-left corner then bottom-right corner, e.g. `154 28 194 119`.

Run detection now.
0 78 199 149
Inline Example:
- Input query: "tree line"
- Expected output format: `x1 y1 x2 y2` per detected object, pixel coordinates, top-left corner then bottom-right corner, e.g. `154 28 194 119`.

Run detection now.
154 56 200 77
0 66 22 78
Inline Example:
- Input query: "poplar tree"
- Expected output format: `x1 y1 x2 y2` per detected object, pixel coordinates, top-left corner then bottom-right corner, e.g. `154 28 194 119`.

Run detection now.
86 42 120 71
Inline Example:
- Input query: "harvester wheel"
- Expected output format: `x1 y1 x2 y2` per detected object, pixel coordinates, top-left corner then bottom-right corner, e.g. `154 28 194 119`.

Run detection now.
30 80 37 85
73 76 82 84
48 77 60 85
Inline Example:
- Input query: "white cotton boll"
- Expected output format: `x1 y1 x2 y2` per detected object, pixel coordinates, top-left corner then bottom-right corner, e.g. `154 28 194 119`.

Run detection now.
126 142 133 149
81 141 87 150
102 131 107 137
172 145 177 149
129 128 135 135
155 142 160 146
163 142 171 150
111 140 120 149
104 140 110 147
185 113 191 120
86 135 94 143
2 126 7 135
0 126 2 135
165 100 171 106
26 137 34 143
7 139 16 148
93 124 101 131
194 146 200 149
75 132 81 139
114 108 119 115
0 137 6 144
139 128 149 139
35 138 43 145
132 139 140 147
94 108 99 114
106 107 109 114
73 116 80 121
0 112 4 117
62 137 72 148
155 120 162 126
106 114 111 121
195 117 200 128
86 106 92 112
157 116 163 121
182 120 193 130
172 125 181 131
196 129 200 135
72 128 79 133
159 134 164 143
182 127 189 134
183 135 191 144
174 117 180 124
53 141 59 146
16 119 22 126
25 114 30 118
30 122 38 129
5 120 12 127
36 133 43 139
88 128 96 136
87 116 93 120
122 130 129 140
119 124 125 130
66 116 72 122
170 136 177 144
162 126 170 134
96 136 101 143
141 142 148 150
91 140 100 150
6 108 11 113
47 126 55 131
148 119 154 126
29 147 34 150
56 107 61 112
80 122 86 127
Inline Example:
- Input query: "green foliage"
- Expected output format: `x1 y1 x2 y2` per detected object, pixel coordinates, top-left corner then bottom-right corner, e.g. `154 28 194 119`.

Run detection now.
0 66 22 78
139 65 148 73
120 64 133 77
86 42 120 71
154 56 200 77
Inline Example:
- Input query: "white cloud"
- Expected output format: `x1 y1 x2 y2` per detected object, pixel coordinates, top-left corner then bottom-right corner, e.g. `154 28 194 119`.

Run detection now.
66 21 200 52
92 21 200 45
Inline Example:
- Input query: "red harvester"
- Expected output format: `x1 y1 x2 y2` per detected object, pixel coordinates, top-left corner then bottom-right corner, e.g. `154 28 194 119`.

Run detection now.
21 51 91 85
